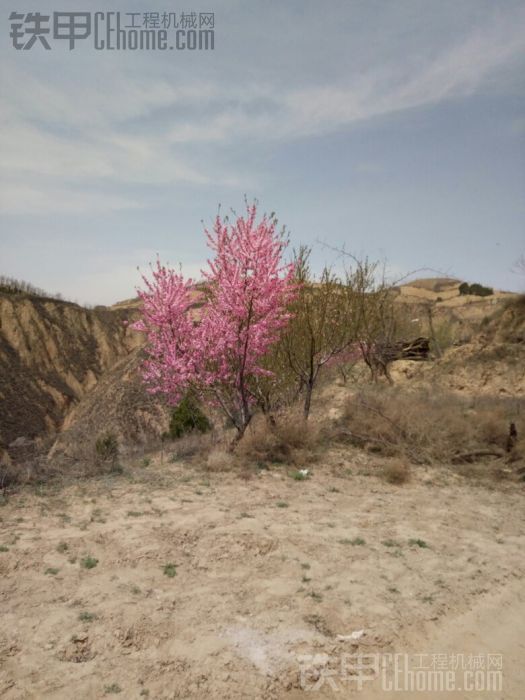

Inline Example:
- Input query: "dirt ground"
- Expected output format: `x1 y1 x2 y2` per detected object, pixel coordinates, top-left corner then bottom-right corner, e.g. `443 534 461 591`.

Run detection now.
1 450 524 699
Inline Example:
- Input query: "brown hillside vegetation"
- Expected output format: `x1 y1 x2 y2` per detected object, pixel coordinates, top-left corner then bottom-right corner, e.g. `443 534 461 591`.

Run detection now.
0 287 210 462
48 349 172 466
0 293 142 449
1 283 523 474
391 294 525 396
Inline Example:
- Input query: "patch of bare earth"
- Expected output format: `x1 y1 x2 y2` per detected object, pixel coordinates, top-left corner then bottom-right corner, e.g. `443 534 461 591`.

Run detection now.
0 452 523 699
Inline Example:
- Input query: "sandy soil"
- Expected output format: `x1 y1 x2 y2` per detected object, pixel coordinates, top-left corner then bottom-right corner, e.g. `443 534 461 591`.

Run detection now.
1 451 523 699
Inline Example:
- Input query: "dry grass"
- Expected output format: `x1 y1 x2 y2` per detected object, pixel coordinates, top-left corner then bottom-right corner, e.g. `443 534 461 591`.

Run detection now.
5 379 523 492
0 460 29 490
206 449 235 472
0 453 67 490
236 411 321 467
171 432 214 461
337 386 524 466
382 459 411 484
491 294 525 343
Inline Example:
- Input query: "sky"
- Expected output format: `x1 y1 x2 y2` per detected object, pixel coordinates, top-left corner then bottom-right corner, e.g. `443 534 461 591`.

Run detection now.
0 0 524 304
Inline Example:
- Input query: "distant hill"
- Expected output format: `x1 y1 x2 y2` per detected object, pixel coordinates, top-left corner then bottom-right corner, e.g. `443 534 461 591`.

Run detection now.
395 276 514 308
400 277 461 292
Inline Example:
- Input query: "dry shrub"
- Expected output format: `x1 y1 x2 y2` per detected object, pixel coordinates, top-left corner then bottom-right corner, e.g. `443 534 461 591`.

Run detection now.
475 401 512 450
206 448 235 472
490 294 525 343
0 436 66 489
338 386 524 465
237 411 320 467
382 459 411 484
455 462 509 482
1 458 70 489
1 460 29 489
171 432 214 460
94 432 119 465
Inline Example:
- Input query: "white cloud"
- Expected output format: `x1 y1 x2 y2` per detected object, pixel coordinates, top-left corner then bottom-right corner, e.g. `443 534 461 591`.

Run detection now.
1 4 523 216
0 64 219 129
152 9 525 145
0 184 143 215
276 11 525 139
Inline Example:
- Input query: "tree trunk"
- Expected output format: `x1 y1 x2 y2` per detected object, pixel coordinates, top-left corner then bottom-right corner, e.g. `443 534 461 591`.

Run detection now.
427 306 442 358
228 412 252 450
303 380 314 419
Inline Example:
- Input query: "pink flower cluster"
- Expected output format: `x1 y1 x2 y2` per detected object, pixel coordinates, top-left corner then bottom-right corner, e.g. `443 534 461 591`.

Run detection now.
133 204 296 425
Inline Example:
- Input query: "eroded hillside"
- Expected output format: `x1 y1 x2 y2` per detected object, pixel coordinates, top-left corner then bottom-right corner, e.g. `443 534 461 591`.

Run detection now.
391 294 525 396
0 293 142 449
49 348 171 462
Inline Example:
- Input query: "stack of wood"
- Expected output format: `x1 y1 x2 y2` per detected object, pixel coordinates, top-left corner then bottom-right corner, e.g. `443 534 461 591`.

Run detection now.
374 336 430 364
397 336 430 361
362 336 431 383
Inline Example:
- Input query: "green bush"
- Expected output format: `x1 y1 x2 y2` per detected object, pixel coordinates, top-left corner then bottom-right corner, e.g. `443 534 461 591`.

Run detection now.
459 282 493 297
166 395 211 440
469 283 493 297
94 432 119 464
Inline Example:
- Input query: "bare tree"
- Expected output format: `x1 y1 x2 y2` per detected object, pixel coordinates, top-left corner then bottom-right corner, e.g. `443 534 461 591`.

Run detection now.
280 247 358 418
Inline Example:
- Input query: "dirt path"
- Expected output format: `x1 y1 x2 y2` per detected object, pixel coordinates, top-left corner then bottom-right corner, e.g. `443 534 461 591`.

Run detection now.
1 451 523 699
356 580 525 700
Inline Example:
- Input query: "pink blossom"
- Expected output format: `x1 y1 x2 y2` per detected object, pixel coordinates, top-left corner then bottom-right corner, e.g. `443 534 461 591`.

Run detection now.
133 204 296 436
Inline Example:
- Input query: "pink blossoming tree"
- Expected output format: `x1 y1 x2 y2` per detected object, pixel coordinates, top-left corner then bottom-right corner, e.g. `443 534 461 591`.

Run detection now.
134 204 296 440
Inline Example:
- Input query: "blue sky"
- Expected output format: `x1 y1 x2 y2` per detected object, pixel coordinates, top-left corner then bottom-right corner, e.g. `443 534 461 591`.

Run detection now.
1 0 524 304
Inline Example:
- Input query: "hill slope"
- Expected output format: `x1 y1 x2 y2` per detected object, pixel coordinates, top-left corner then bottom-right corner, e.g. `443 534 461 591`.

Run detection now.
49 348 171 461
0 293 142 450
1 280 522 466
